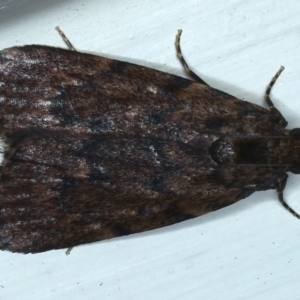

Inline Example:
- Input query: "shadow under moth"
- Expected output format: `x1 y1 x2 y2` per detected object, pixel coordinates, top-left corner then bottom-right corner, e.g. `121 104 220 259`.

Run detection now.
0 28 299 253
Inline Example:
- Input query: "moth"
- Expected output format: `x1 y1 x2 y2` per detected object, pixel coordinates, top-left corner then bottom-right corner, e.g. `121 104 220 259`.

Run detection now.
0 28 299 253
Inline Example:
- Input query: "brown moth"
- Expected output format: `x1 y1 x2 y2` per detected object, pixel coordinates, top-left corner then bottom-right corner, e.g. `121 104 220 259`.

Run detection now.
0 28 299 253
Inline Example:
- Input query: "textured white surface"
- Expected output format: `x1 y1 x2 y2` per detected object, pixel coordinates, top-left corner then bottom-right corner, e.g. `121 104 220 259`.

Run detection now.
1 0 300 299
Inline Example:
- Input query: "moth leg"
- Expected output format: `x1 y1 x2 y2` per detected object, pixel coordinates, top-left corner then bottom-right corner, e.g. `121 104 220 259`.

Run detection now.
277 174 300 219
264 66 287 127
65 247 73 255
55 26 76 51
175 30 208 85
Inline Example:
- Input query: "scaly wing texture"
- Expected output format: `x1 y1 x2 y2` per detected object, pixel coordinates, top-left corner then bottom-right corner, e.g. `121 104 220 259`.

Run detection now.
0 46 285 252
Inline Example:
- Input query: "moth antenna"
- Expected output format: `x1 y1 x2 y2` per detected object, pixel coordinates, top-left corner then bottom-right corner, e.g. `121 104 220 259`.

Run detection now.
264 66 288 127
55 26 76 51
175 30 208 85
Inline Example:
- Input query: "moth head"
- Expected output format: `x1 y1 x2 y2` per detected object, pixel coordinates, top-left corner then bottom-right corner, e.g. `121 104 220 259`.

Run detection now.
289 128 300 174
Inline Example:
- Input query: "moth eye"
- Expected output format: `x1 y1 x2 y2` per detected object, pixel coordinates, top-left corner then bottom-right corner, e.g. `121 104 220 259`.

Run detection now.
290 128 300 140
289 163 300 174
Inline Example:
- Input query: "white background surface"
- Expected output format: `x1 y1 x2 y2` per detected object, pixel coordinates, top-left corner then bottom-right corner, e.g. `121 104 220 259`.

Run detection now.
1 0 300 299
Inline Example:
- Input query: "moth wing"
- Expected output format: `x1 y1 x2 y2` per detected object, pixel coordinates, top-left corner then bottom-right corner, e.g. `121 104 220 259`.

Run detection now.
0 46 284 253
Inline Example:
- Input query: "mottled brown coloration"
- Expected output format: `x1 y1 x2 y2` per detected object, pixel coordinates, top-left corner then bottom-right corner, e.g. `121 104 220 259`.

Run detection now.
0 31 299 253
